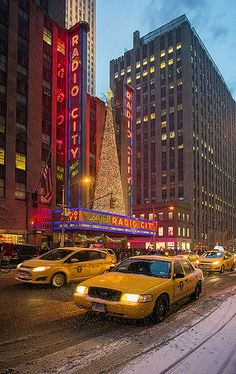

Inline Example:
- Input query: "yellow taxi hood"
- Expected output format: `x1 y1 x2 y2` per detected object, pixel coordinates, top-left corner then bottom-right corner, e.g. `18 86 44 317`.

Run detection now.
80 273 169 294
20 259 60 267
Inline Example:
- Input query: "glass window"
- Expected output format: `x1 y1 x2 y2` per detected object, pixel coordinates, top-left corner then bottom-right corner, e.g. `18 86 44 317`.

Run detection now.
168 227 174 236
168 212 173 219
0 147 4 165
181 260 194 274
43 28 52 45
158 212 164 220
174 261 183 275
88 250 106 260
40 249 74 261
57 38 65 55
158 227 163 236
15 182 26 199
16 153 26 170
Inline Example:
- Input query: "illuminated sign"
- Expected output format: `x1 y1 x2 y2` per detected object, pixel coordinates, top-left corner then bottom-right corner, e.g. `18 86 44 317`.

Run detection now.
124 84 133 213
53 208 157 236
55 36 67 203
69 30 81 171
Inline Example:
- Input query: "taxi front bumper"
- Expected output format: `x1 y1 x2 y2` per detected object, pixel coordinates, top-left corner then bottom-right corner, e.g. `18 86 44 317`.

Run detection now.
73 293 154 319
16 269 51 284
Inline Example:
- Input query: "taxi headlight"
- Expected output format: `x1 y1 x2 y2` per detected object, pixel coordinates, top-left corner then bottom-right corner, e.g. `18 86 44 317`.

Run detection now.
32 266 51 272
76 285 88 295
212 261 220 265
17 263 22 269
196 260 199 264
183 255 188 259
121 293 153 303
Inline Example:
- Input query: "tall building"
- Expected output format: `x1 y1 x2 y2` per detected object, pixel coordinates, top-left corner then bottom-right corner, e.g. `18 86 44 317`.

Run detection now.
65 0 96 96
110 15 236 250
0 0 101 246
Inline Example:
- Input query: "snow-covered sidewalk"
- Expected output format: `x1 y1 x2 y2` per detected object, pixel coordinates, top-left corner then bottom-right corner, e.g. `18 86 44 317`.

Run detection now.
118 294 236 374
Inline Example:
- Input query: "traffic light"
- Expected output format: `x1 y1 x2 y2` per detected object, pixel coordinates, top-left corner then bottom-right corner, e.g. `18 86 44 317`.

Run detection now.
109 195 116 209
32 191 38 207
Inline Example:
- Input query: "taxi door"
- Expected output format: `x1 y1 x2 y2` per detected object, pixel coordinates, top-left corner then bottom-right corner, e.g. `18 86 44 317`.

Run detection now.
172 260 187 302
180 260 196 296
87 250 109 277
224 252 233 270
64 251 92 281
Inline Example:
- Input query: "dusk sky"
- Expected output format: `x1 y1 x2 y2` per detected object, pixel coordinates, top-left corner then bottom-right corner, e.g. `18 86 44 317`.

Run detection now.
96 0 236 100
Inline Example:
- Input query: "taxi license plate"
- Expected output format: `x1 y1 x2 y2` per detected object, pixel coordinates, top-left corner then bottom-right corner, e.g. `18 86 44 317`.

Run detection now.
92 302 106 313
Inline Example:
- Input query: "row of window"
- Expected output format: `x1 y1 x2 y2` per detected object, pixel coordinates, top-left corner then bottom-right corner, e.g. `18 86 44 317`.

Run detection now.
157 226 190 237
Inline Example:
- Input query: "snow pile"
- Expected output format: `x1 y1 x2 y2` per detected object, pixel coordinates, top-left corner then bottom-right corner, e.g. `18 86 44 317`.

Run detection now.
118 294 236 374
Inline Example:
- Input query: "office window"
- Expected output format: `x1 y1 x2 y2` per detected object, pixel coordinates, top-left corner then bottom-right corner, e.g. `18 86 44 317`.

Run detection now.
168 227 174 236
43 28 52 45
15 153 26 170
158 227 163 236
57 38 65 55
178 227 181 236
168 212 173 219
15 182 26 200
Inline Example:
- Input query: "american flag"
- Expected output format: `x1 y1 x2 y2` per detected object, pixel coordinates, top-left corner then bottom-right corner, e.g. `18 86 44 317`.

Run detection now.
41 162 53 203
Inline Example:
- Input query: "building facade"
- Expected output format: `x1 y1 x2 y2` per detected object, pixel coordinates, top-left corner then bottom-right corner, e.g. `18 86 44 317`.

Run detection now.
0 0 101 246
65 0 96 96
110 15 236 250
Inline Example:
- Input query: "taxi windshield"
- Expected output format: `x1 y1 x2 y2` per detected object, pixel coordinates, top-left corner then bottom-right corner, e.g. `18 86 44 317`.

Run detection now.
114 259 171 278
202 251 224 258
39 249 73 261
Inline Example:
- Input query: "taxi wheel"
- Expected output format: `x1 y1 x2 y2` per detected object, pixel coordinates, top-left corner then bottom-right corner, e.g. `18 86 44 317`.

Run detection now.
152 294 169 323
191 281 201 300
51 272 66 288
220 265 225 274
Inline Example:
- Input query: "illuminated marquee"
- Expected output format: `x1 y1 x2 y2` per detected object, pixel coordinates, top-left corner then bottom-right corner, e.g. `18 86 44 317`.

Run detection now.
124 84 133 213
54 209 156 230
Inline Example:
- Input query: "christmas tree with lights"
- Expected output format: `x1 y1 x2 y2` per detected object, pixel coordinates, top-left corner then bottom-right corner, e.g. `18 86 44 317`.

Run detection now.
93 89 126 215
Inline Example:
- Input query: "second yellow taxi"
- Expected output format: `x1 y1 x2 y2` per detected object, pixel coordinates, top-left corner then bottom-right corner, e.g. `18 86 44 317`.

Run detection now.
74 255 204 322
196 250 235 273
16 247 116 287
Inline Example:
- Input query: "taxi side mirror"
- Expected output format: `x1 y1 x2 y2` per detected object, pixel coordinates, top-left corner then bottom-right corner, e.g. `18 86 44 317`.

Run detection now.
173 273 185 279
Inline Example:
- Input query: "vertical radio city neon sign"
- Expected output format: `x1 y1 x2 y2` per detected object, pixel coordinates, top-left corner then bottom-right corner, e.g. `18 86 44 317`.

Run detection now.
68 26 82 205
124 84 133 214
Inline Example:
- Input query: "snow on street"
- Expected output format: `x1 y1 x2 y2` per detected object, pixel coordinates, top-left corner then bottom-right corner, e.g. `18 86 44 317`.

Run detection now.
118 293 236 374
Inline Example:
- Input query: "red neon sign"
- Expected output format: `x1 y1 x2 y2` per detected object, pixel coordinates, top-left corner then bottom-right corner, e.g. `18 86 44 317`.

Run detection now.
124 84 133 212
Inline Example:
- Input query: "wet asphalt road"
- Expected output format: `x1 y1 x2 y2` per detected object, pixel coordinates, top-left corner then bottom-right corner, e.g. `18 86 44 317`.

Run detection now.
0 269 236 371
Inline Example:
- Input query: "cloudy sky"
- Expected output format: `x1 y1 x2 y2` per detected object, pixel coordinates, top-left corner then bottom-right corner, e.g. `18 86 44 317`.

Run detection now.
96 0 236 100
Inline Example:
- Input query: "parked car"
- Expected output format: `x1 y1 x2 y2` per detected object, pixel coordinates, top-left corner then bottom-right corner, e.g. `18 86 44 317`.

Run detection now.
16 247 116 288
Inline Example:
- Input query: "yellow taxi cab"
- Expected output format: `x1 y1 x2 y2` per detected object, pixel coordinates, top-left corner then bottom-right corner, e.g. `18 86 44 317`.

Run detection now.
16 247 116 288
176 252 199 267
196 250 235 273
73 255 204 322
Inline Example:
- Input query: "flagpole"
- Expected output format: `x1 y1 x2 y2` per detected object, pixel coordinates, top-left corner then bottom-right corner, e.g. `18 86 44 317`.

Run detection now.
35 146 53 192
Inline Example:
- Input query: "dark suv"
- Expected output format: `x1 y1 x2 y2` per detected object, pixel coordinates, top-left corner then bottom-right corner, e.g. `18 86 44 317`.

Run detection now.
12 244 40 264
